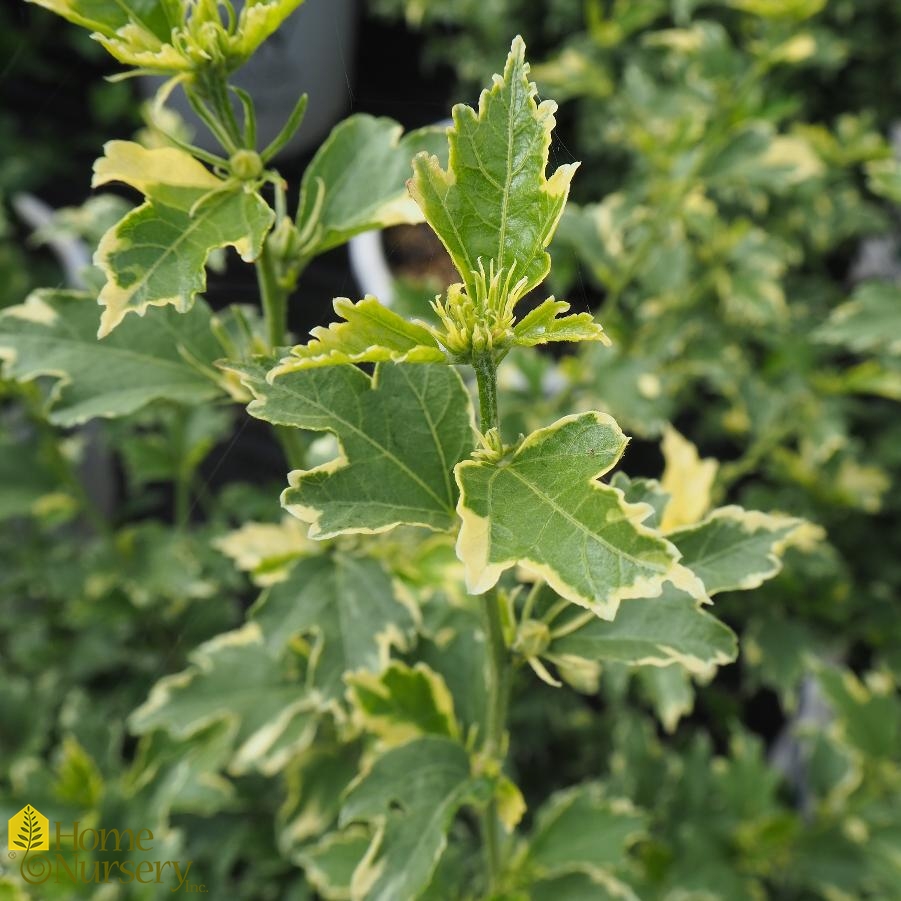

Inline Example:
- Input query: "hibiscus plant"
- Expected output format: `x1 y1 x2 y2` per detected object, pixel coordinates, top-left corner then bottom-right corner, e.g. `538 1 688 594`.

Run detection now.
4 2 896 900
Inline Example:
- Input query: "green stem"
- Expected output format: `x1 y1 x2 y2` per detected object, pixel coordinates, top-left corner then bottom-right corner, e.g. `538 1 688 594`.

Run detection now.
250 181 309 470
480 586 511 892
257 241 287 350
470 348 511 893
254 236 306 470
472 350 500 434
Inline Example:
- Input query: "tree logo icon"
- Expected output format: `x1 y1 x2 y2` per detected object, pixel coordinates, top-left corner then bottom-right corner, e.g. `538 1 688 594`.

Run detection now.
7 806 49 852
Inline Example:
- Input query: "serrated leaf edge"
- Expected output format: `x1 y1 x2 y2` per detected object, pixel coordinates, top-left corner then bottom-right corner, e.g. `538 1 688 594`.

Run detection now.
95 191 273 338
262 366 472 539
345 661 461 745
512 298 610 347
455 411 709 619
128 622 318 776
342 745 480 901
547 591 738 676
295 826 370 901
409 35 579 298
668 504 819 594
270 296 445 376
526 783 647 882
0 289 220 426
224 364 447 538
295 116 445 257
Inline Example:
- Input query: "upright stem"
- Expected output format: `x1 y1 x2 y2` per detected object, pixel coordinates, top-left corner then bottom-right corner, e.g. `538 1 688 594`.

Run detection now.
471 348 511 893
257 241 287 350
254 240 306 470
473 350 499 435
480 585 510 890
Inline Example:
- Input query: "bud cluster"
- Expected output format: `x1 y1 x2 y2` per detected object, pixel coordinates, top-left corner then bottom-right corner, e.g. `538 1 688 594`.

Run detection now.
430 260 529 361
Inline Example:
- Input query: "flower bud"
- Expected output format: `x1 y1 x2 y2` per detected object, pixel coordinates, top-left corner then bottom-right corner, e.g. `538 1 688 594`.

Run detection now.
230 150 264 181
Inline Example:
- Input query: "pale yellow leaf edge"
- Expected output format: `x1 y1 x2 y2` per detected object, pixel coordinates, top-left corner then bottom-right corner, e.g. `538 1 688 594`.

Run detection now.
455 411 710 620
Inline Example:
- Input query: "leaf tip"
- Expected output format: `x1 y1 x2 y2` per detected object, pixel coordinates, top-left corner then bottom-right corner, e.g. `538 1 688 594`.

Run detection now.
508 34 528 68
97 306 120 339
